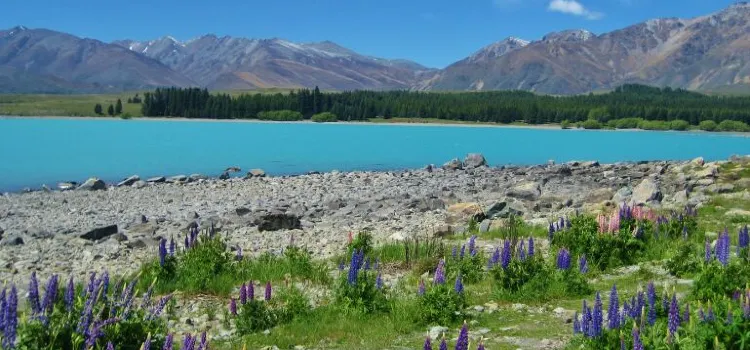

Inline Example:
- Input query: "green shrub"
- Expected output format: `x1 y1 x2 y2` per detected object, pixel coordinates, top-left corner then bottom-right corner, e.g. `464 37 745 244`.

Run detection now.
335 250 388 314
717 120 750 132
561 120 572 129
699 120 718 131
257 110 303 121
669 119 691 131
608 117 643 129
235 298 280 334
238 246 330 286
491 255 548 293
311 112 337 122
579 119 603 129
665 241 702 277
347 230 374 258
637 119 670 130
233 283 311 335
416 281 466 325
445 237 485 283
693 260 750 301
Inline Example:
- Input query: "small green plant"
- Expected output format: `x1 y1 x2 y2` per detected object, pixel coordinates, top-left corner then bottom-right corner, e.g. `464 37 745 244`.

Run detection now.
335 250 389 314
311 112 337 122
561 120 572 129
232 282 311 335
257 110 304 121
579 119 603 129
699 120 718 131
446 236 485 283
416 269 466 325
665 241 702 277
347 230 374 257
693 260 750 301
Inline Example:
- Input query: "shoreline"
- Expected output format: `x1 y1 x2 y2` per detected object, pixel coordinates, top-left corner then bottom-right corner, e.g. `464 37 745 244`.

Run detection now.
3 115 749 135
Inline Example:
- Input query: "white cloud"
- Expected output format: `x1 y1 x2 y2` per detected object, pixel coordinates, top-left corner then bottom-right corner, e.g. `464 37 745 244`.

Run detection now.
548 0 603 20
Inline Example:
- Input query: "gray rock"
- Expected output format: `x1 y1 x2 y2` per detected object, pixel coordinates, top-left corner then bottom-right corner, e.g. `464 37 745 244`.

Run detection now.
225 166 241 173
410 197 445 212
442 158 463 170
77 178 106 191
57 182 76 191
463 153 487 169
80 225 118 241
254 210 301 231
612 187 632 204
247 169 267 178
706 184 734 194
506 181 541 201
219 171 230 180
24 227 52 239
479 219 491 233
691 157 705 166
485 199 525 219
132 180 148 189
146 176 166 183
0 225 3 237
189 174 208 181
235 207 251 216
1 233 24 246
632 178 662 205
167 175 188 183
424 164 435 172
672 190 689 204
117 175 140 187
430 326 449 340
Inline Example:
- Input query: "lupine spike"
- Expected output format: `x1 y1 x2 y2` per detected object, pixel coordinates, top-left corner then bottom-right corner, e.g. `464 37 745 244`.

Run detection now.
28 272 40 315
579 255 588 274
501 240 511 269
434 259 446 285
229 298 237 316
593 292 603 337
455 321 469 350
454 274 464 294
439 336 448 350
265 281 272 301
424 334 433 350
163 333 174 350
418 279 426 296
608 284 620 329
240 283 247 304
528 237 535 257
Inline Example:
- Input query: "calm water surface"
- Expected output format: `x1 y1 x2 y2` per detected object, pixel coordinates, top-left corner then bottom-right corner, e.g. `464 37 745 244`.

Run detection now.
1 118 748 191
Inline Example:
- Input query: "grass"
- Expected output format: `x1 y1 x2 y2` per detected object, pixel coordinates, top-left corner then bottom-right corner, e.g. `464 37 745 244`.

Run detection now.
0 93 144 117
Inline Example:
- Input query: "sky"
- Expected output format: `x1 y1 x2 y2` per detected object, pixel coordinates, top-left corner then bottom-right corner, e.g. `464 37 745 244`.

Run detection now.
1 0 742 68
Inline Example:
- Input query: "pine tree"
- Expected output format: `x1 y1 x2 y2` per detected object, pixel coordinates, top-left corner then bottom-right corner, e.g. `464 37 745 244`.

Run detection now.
94 104 103 115
115 99 123 115
107 104 115 116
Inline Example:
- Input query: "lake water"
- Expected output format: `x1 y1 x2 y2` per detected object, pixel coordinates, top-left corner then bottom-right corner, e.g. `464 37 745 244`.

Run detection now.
1 118 749 191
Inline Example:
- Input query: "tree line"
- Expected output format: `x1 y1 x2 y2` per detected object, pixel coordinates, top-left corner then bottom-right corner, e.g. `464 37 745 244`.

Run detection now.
95 99 123 116
139 85 750 125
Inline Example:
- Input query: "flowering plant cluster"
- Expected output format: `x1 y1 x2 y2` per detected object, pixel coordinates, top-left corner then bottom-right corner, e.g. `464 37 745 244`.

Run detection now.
0 270 190 349
572 283 750 349
693 227 750 302
422 322 485 350
416 259 467 325
229 279 308 335
446 236 485 283
335 249 388 314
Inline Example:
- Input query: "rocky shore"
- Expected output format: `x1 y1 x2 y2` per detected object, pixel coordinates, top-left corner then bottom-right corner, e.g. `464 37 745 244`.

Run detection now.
0 154 747 289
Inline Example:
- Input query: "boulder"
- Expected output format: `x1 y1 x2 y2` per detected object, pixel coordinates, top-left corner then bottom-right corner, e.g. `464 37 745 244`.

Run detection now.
463 153 487 169
225 166 242 173
80 225 118 241
671 190 689 205
57 182 76 191
1 233 24 246
167 175 188 183
235 207 252 216
442 158 463 170
254 211 301 231
424 164 435 173
691 157 705 166
446 202 484 224
132 180 148 189
484 198 526 219
219 171 230 180
611 187 632 204
706 184 734 194
409 197 446 212
506 181 541 201
146 176 166 183
632 178 662 205
117 175 140 187
584 188 615 204
189 174 208 181
694 165 718 179
479 219 491 233
247 169 266 178
434 225 453 238
77 178 106 191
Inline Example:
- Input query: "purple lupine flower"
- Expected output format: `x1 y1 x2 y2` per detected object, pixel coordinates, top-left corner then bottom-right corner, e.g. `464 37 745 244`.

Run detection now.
28 271 41 315
454 274 464 294
183 334 194 350
159 238 167 266
424 335 432 350
579 255 588 274
265 281 272 301
501 240 511 269
247 282 255 301
683 304 690 324
141 283 155 309
143 334 152 350
347 250 362 285
518 240 527 261
373 258 380 271
707 304 715 321
455 322 469 350
338 259 345 271
77 292 95 335
717 229 730 266
662 293 669 314
608 285 620 329
668 294 680 341
65 276 75 311
0 288 6 332
85 317 121 349
556 248 571 270
559 217 565 231
489 247 500 268
528 237 535 257
593 292 603 337
582 300 591 337
418 279 426 296
459 244 466 259
240 283 247 304
573 311 581 334
452 246 457 259
477 341 485 350
548 223 555 241
163 333 174 350
740 226 750 254
85 271 97 297
468 235 477 257
699 307 706 322
434 259 446 285
376 273 383 290
107 342 115 350
3 285 17 349
364 258 371 271
100 271 110 300
41 274 59 315
633 326 643 350
184 235 190 251
150 294 172 318
198 331 208 350
169 238 176 256
229 298 237 316
439 337 448 350
622 302 630 323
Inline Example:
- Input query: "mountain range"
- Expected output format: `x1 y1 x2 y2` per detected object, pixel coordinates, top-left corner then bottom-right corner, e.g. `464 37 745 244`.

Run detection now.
1 2 749 94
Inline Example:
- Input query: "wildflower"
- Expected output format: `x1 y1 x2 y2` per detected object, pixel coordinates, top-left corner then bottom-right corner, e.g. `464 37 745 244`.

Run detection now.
169 237 176 256
418 279 426 296
699 306 706 322
608 285 620 329
683 304 690 324
455 322 469 350
593 292 603 337
26 271 41 316
347 250 363 285
198 332 208 350
65 276 75 311
85 317 121 349
364 258 371 270
468 235 477 256
528 237 535 257
717 229 730 266
477 340 485 350
247 282 255 300
740 226 749 254
501 240 511 269
439 336 448 350
582 300 592 337
452 246 457 259
548 223 555 240
143 334 152 350
107 342 115 350
376 273 383 290
373 258 379 271
265 282 272 301
668 294 680 341
150 294 172 318
579 255 588 274
434 259 446 285
632 326 643 350
236 246 243 261
338 259 345 271
454 274 464 294
348 231 353 244
229 298 237 316
159 238 167 266
707 303 715 321
518 240 527 261
240 283 248 304
573 311 581 334
3 285 17 349
424 334 432 350
459 245 466 259
489 247 500 268
41 274 58 315
556 248 571 270
164 334 174 350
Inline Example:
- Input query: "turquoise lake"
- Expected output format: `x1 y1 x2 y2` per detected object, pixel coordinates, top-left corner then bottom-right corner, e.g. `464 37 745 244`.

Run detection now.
1 118 749 191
